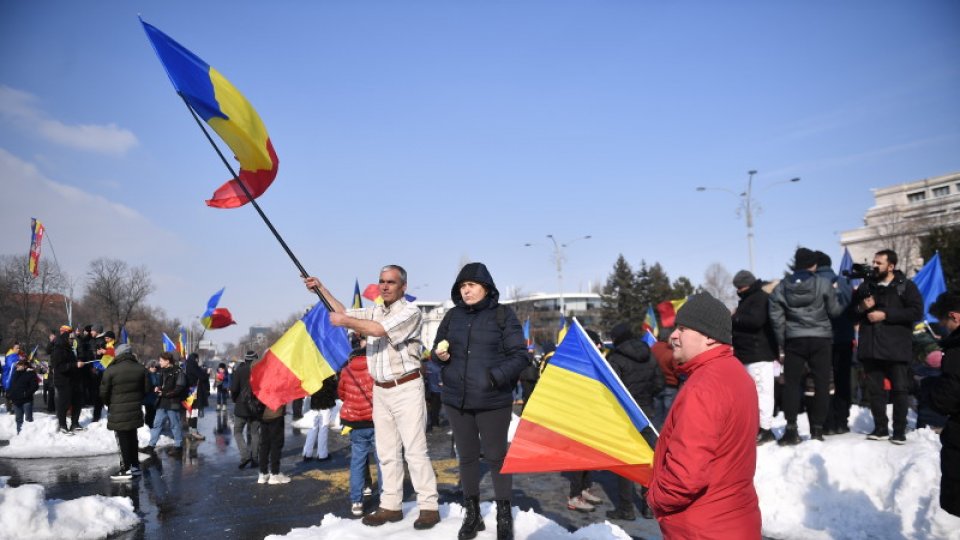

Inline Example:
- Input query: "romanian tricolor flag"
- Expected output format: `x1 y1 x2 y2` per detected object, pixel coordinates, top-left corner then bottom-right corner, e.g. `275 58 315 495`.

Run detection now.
2 349 19 390
642 329 657 348
362 283 416 305
556 312 568 345
656 298 687 329
182 386 197 412
352 279 363 309
94 338 115 372
177 327 188 358
28 218 44 278
141 19 279 209
120 327 130 345
161 332 177 353
250 300 351 410
201 287 225 329
502 318 657 485
208 308 236 329
643 305 659 338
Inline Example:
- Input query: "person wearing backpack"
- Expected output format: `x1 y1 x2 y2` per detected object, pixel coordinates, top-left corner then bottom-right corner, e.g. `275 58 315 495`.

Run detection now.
230 350 261 470
433 262 530 540
142 351 186 457
850 249 924 444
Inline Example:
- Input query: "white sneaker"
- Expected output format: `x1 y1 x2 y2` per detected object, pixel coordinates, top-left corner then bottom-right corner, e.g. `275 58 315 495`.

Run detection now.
581 485 603 504
351 502 363 516
567 496 596 512
362 486 373 497
268 472 291 484
257 473 270 484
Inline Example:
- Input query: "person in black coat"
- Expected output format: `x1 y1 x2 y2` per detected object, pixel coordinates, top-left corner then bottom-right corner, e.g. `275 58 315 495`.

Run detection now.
849 249 924 443
433 262 528 540
100 344 150 478
731 270 779 445
604 322 663 521
144 352 186 456
51 325 83 433
230 351 261 469
184 353 210 441
9 359 39 434
930 293 960 517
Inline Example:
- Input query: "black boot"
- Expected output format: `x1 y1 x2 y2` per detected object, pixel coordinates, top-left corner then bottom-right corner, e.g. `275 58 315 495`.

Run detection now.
495 500 513 540
458 495 484 540
810 425 824 441
778 424 802 446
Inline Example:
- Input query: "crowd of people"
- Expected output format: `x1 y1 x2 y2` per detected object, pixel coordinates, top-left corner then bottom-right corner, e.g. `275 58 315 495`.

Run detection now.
1 248 957 538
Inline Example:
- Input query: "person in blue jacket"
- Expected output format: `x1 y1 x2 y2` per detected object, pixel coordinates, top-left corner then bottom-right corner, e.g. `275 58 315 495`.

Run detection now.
433 262 529 540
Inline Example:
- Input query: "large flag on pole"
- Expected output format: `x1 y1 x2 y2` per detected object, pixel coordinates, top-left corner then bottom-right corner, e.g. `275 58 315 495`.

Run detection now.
161 333 177 353
251 301 351 410
141 19 279 209
178 327 188 358
120 327 130 345
656 298 687 328
28 218 44 277
201 287 225 329
208 308 236 329
913 252 948 324
502 318 657 485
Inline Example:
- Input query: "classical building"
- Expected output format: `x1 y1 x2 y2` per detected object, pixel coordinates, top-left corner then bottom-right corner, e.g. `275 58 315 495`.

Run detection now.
840 171 960 274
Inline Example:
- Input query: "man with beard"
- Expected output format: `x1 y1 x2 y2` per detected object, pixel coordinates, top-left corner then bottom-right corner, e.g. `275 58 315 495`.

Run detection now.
851 249 923 444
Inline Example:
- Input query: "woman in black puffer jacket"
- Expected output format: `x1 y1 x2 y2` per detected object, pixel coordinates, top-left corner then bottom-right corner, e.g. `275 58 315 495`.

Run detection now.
433 262 528 540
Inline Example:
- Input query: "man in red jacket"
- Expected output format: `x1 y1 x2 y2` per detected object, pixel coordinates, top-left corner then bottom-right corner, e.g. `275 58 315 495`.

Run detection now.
647 292 761 539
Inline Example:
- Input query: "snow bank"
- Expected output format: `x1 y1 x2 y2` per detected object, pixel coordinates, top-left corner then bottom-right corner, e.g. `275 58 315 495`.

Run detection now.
0 409 173 458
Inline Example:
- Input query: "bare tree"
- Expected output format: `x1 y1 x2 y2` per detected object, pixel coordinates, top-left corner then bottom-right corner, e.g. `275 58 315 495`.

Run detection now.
84 258 155 332
0 254 67 345
701 262 737 309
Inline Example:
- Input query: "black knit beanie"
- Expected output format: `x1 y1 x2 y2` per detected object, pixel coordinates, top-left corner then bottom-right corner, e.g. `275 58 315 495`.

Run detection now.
674 292 732 344
794 247 818 270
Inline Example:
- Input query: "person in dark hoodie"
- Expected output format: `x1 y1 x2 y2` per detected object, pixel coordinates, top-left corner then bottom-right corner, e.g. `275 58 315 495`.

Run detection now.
51 325 84 434
929 292 960 517
604 322 663 521
732 270 780 445
100 343 150 480
183 353 210 441
850 249 923 444
9 358 39 434
433 262 529 540
814 251 855 435
769 247 844 445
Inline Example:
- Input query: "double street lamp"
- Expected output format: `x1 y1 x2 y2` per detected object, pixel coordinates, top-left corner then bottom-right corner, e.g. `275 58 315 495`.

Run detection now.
525 234 591 314
697 170 800 273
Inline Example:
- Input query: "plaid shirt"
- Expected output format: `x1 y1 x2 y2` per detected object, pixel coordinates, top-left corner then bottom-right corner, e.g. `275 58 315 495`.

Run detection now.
347 298 423 383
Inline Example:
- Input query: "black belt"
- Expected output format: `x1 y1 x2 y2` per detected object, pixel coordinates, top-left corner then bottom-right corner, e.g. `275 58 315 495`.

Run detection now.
374 370 421 388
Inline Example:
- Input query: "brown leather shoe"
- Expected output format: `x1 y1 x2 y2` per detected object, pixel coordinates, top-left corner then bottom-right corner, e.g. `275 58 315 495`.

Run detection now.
413 509 440 530
361 507 403 527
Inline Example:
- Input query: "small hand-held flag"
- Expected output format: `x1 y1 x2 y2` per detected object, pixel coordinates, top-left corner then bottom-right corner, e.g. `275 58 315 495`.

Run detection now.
502 318 657 485
352 279 363 309
120 327 130 345
28 218 45 277
178 327 188 358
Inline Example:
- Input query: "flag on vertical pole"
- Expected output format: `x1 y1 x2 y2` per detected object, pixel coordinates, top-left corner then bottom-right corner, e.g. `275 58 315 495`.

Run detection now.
838 247 861 288
643 305 659 338
162 333 177 353
913 252 948 324
656 298 687 328
641 329 657 347
352 279 363 309
178 327 188 358
201 288 225 329
120 327 130 345
29 218 45 277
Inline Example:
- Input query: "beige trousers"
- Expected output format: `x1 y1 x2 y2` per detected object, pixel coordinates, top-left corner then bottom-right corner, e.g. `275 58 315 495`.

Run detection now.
373 377 439 511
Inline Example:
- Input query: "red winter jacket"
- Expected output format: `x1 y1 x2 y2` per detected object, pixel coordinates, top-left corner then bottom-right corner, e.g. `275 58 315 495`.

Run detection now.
647 344 761 539
337 355 374 428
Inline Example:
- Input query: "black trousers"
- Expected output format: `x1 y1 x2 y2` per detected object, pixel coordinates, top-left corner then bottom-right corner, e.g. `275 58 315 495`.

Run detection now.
863 358 910 435
427 392 442 428
55 383 83 430
446 404 513 500
259 417 285 474
291 398 303 419
569 470 590 498
115 430 140 469
88 371 104 421
783 337 832 428
827 343 854 430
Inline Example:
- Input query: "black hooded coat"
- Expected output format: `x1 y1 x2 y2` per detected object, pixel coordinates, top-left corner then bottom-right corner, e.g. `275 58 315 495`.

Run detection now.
432 263 529 410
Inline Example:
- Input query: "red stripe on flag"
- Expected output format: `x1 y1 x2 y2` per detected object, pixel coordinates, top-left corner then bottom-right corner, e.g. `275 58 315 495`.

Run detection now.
502 420 653 486
250 350 308 410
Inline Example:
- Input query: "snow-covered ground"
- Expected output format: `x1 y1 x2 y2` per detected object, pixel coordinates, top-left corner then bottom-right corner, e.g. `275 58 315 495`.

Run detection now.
2 404 958 539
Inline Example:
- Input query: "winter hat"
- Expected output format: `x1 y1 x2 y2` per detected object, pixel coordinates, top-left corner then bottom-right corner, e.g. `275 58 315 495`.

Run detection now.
609 323 634 346
794 247 818 270
60 325 72 333
674 292 733 344
244 350 259 361
732 270 756 289
815 251 832 269
115 344 132 358
584 328 603 348
929 292 960 319
926 350 943 370
103 330 116 341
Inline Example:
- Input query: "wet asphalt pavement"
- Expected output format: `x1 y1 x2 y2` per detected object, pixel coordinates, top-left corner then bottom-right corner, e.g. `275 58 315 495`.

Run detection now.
0 404 663 540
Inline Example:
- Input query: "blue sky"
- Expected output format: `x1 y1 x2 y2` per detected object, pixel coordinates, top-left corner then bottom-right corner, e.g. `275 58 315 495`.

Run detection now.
2 1 958 347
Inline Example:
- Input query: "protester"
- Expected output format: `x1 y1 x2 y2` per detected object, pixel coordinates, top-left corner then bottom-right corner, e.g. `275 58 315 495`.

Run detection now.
850 249 924 444
433 262 529 540
565 329 606 514
731 269 779 445
143 360 160 429
214 362 230 412
230 351 261 470
100 343 150 480
339 338 381 517
306 265 440 530
303 374 337 462
183 353 209 441
769 247 844 445
258 400 291 485
604 322 663 521
142 351 186 458
929 292 960 517
9 358 39 434
51 325 84 434
647 292 761 539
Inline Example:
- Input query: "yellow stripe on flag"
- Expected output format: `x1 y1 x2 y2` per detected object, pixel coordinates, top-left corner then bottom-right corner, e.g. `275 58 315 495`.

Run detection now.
270 320 337 395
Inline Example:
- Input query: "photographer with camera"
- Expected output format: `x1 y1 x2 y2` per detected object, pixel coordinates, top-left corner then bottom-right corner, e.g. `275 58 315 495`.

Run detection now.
849 249 923 444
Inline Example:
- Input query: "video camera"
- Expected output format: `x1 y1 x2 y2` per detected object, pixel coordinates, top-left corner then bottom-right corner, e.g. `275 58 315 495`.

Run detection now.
842 263 878 281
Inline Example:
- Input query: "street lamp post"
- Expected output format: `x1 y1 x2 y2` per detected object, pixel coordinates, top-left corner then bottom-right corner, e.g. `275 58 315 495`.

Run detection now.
697 170 800 273
525 234 591 315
